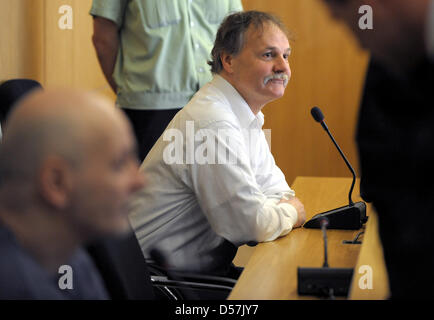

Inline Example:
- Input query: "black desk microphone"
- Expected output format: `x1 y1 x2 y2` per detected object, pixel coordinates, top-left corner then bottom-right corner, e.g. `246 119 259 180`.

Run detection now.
298 216 354 298
303 106 367 230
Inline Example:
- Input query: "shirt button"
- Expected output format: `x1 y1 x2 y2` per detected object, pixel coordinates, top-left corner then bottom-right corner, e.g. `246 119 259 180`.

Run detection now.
195 43 200 49
198 67 204 73
190 21 195 27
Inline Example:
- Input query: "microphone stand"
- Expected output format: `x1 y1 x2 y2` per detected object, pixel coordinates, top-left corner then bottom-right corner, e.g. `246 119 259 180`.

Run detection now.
303 107 368 230
298 217 354 298
321 120 355 206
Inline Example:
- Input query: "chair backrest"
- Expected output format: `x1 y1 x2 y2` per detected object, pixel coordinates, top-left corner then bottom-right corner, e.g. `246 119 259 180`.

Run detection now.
87 232 238 300
0 79 43 124
86 232 156 300
148 249 237 300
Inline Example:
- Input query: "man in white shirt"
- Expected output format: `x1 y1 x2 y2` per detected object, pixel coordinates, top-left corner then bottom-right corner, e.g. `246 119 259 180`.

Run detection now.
129 11 306 277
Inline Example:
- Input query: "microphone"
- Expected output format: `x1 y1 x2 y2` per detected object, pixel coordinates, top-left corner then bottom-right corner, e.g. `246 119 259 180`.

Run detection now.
320 217 329 268
298 216 354 298
303 106 367 230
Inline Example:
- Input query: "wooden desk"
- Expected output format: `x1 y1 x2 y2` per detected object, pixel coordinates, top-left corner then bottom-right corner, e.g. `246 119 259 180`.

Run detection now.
349 209 390 299
229 176 373 300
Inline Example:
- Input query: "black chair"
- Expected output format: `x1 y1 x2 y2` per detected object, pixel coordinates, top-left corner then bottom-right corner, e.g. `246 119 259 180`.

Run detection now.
87 231 239 300
146 255 237 300
86 232 156 300
0 79 43 128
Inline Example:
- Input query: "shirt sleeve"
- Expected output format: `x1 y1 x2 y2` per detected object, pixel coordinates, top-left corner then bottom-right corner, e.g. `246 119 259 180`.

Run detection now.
231 0 244 12
188 121 298 246
254 128 296 200
89 0 128 28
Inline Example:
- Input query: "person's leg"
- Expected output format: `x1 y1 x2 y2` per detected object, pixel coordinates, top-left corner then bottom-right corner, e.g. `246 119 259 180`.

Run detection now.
122 108 180 162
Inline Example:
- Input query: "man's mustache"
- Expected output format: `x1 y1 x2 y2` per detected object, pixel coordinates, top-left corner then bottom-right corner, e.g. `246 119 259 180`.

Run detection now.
263 73 290 87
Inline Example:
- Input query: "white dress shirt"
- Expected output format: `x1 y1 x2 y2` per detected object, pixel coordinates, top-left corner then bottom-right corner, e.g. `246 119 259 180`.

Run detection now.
129 75 298 275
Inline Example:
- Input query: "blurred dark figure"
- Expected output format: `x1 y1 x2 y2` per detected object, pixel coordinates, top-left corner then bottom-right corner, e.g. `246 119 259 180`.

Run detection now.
321 0 434 299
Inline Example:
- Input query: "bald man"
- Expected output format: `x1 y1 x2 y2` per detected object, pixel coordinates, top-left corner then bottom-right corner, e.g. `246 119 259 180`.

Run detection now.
0 89 144 299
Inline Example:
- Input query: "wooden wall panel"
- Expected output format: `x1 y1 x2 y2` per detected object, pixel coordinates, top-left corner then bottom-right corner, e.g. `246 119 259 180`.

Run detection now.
0 0 114 99
43 0 114 99
44 0 74 88
0 0 44 83
242 0 370 184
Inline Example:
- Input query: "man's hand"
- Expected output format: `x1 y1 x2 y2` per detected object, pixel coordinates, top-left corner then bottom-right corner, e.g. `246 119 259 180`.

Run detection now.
279 196 306 228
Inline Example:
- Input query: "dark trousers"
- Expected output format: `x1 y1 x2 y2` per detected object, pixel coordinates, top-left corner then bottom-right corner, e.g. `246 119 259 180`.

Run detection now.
122 108 180 162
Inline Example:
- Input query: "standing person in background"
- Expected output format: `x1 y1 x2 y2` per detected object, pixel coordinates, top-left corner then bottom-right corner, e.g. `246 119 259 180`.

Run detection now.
321 0 434 299
91 0 243 161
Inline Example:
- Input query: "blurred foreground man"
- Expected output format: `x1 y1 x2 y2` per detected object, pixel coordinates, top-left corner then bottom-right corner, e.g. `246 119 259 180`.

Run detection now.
322 0 434 298
129 11 306 278
0 89 144 299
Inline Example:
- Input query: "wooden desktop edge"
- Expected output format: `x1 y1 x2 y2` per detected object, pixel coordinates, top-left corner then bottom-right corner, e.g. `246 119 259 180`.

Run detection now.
228 176 389 300
349 209 390 299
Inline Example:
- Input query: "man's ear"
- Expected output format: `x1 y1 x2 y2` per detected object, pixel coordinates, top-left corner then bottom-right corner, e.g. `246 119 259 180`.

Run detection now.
37 156 74 209
220 52 235 74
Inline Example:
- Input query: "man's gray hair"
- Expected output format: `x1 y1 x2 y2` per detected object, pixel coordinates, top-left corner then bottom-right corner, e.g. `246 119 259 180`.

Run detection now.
208 10 289 74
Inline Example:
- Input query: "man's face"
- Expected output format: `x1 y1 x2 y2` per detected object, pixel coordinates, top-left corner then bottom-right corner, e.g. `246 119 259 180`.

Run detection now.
69 116 145 239
228 22 291 112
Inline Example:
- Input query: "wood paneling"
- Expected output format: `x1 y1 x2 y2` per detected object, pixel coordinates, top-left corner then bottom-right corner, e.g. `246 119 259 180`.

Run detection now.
0 0 44 83
43 0 114 98
1 0 368 182
0 0 114 99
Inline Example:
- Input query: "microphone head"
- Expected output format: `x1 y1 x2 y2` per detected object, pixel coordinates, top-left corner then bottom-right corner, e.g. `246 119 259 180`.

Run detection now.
311 106 324 123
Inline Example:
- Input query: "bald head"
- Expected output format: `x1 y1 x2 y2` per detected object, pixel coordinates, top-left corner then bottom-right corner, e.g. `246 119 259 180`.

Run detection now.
0 88 144 266
0 88 144 240
0 89 131 185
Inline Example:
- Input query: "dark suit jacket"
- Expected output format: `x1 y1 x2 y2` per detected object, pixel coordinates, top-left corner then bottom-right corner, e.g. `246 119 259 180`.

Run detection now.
357 57 434 299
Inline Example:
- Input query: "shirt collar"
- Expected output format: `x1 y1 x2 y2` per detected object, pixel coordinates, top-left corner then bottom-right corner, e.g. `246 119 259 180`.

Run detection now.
211 75 265 129
426 0 434 61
